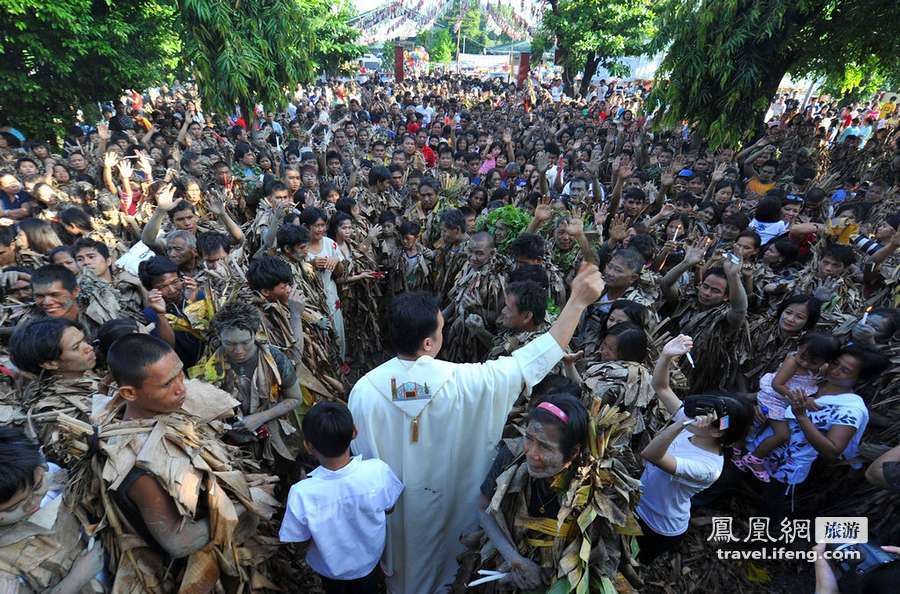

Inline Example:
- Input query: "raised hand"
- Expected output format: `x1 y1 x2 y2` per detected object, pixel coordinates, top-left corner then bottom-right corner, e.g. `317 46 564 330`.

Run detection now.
683 237 707 265
662 334 694 358
608 214 629 243
711 162 728 182
97 123 111 142
660 170 675 187
103 152 119 169
566 212 584 237
156 184 179 211
182 276 199 302
535 151 550 174
207 191 226 216
592 202 609 227
568 262 606 307
722 251 742 277
118 159 133 181
533 195 553 224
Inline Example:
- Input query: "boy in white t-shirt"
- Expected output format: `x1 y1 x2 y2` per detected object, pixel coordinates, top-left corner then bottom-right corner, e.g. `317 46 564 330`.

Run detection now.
279 402 403 593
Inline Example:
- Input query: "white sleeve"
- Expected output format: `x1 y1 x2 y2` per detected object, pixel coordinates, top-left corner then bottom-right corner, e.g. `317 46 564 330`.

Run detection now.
673 455 721 485
379 463 405 510
278 489 312 543
454 333 564 414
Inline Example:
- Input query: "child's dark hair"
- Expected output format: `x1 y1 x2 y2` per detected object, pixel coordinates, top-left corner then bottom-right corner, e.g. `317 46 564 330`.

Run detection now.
528 393 588 461
302 401 354 458
0 426 45 504
605 322 648 363
798 332 840 362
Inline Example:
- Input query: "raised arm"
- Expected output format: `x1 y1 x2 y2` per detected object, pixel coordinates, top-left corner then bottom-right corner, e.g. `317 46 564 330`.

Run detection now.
652 335 692 415
141 185 178 252
723 255 749 328
660 239 704 303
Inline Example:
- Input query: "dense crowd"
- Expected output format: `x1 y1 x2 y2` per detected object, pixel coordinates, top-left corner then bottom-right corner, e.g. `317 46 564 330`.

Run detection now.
0 74 899 594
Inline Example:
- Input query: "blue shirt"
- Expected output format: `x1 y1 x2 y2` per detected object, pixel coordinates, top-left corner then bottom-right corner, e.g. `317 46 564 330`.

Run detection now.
0 190 30 211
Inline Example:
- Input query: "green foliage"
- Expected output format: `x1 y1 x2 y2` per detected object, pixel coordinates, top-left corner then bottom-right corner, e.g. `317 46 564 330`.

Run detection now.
0 0 179 140
476 205 531 253
649 0 900 147
382 41 397 72
429 29 454 63
542 0 655 96
180 0 362 120
309 1 366 75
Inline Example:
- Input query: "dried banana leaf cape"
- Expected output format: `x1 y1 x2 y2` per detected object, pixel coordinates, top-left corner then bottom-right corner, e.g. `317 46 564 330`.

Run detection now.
341 238 384 366
741 315 803 390
582 360 660 436
443 256 508 363
459 403 641 593
77 269 143 329
793 273 864 327
0 373 101 468
250 293 344 400
189 348 301 463
665 296 750 393
55 380 281 594
0 467 102 594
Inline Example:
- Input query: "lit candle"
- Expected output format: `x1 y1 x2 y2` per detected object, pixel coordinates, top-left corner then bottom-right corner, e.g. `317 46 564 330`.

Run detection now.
861 306 872 325
686 352 695 368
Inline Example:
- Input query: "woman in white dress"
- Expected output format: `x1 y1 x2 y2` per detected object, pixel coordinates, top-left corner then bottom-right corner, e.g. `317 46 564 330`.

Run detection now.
301 207 346 363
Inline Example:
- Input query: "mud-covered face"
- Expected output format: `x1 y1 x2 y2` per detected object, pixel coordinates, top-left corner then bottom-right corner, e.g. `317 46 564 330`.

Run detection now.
0 467 48 526
524 420 568 479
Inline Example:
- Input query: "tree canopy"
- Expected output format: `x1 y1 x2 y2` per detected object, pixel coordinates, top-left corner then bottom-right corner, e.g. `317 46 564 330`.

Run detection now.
649 0 900 147
542 0 655 97
1 0 364 139
0 0 180 140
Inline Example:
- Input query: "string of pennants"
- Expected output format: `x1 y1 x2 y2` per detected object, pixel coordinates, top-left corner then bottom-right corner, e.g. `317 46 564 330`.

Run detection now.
355 0 541 45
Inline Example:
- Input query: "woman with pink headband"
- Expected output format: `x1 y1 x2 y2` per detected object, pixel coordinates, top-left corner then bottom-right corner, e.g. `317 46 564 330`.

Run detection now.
471 394 589 590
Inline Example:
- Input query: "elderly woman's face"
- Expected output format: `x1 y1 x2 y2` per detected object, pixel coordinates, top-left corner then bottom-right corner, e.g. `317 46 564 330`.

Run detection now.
524 419 568 479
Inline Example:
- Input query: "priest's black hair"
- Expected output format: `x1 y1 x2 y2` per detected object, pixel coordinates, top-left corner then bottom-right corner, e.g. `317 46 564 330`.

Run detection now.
389 291 440 357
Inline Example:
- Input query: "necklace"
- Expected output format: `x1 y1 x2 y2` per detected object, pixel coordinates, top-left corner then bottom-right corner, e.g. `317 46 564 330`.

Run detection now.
530 478 557 515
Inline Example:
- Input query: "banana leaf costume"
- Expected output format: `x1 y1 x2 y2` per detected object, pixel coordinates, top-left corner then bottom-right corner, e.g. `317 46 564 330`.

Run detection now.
741 314 804 391
582 360 661 437
443 256 507 363
1 373 101 468
431 238 470 304
77 269 144 330
250 293 344 399
357 186 402 223
0 466 102 594
663 295 750 393
279 255 342 373
455 404 641 594
53 382 281 594
190 347 301 464
387 246 434 295
339 238 384 372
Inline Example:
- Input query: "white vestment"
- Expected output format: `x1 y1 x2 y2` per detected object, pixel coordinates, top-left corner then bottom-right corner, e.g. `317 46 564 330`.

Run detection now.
348 333 564 594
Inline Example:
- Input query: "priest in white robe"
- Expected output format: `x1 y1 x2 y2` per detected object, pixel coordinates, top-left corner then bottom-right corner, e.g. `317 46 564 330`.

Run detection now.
349 264 605 594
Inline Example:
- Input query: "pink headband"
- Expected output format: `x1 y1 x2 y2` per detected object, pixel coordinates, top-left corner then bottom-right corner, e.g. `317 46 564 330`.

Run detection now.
537 402 569 424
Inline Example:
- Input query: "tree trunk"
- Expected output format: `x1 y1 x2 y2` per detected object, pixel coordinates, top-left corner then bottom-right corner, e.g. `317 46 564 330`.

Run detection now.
579 53 599 97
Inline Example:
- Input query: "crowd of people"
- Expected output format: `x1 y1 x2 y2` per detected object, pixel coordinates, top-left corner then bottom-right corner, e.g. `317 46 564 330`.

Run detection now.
0 73 899 594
